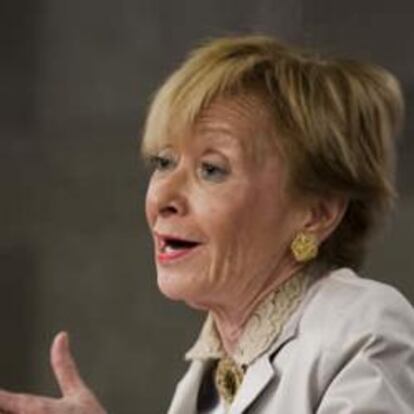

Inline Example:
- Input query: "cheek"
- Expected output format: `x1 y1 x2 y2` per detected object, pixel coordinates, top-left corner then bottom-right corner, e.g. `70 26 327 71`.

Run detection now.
144 182 156 227
202 193 250 241
223 191 289 262
203 191 257 268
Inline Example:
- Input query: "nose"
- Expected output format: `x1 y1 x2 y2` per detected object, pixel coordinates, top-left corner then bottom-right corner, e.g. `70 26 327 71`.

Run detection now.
158 195 186 218
147 166 190 220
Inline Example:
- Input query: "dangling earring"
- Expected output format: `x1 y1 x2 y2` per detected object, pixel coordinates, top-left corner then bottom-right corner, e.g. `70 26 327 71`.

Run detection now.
291 232 318 262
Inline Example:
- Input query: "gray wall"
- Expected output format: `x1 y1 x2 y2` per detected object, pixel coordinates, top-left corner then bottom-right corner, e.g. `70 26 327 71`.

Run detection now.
0 1 413 412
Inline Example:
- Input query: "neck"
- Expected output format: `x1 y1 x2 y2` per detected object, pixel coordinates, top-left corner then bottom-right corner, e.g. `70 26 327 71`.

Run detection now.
211 261 303 355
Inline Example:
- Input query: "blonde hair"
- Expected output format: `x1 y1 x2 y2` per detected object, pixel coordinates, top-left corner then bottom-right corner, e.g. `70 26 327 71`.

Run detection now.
142 35 404 270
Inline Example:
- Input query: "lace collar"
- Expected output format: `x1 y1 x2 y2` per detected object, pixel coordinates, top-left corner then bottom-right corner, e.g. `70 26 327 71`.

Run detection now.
185 272 311 366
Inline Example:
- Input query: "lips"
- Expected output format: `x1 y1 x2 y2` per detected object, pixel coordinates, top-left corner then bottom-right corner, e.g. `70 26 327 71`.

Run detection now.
155 233 202 264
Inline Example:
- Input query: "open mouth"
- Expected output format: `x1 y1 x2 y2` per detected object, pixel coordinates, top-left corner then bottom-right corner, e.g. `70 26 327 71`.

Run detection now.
156 234 202 262
161 237 200 252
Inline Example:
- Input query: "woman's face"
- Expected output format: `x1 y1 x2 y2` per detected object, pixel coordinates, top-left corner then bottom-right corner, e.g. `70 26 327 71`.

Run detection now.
145 97 308 310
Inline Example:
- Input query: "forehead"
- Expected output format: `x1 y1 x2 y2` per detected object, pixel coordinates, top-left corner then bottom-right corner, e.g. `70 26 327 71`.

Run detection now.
145 94 277 161
195 95 266 134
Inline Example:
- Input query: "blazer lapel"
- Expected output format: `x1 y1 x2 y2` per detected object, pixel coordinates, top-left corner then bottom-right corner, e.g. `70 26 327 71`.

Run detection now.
229 355 275 414
229 306 302 414
167 360 207 414
168 277 320 414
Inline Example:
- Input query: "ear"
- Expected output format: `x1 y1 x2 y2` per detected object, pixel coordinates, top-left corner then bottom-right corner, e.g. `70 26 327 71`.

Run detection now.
302 195 348 243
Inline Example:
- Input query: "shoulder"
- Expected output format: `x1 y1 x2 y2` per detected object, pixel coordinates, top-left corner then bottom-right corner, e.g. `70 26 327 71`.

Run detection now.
301 267 414 336
309 267 412 305
263 269 414 412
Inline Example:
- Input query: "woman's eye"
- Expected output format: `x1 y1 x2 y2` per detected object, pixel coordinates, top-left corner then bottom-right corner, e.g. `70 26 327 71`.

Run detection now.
149 155 176 172
199 162 229 182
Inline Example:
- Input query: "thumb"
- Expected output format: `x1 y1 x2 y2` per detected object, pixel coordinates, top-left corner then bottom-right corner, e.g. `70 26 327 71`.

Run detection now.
50 331 87 397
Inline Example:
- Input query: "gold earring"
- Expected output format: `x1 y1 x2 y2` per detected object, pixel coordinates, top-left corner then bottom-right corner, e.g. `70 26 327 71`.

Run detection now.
291 232 318 262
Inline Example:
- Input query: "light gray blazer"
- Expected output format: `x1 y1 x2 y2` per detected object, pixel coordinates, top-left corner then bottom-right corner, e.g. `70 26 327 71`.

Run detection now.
167 268 414 413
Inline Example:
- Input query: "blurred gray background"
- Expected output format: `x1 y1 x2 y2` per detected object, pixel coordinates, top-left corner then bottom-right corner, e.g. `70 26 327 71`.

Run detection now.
0 0 413 412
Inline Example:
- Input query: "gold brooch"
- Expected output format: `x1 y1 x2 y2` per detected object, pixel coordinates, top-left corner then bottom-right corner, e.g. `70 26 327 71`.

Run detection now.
214 357 245 405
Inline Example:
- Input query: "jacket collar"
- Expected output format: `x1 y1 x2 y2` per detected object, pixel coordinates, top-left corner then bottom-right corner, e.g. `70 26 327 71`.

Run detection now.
168 272 321 414
185 272 311 366
167 313 300 414
167 360 207 414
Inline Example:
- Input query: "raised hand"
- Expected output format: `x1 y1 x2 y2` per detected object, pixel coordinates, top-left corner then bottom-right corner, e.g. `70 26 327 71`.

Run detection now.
0 332 106 414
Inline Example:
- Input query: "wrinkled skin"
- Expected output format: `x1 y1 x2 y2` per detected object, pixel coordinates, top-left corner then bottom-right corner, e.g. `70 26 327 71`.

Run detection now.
0 332 106 414
145 96 347 352
145 96 310 350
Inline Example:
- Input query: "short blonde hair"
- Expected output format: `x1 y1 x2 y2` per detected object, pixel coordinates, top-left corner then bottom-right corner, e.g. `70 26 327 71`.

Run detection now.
142 35 404 270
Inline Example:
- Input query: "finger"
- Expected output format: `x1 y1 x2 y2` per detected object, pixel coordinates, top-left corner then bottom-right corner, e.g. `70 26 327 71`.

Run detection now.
0 388 24 412
0 389 56 413
50 331 87 397
0 389 16 413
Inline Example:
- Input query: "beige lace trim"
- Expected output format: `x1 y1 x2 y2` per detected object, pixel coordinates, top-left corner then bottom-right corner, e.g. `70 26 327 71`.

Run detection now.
185 272 311 366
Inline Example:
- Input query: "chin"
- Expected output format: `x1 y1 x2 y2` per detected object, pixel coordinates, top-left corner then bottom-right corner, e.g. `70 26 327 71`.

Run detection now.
157 272 190 300
157 283 183 301
157 271 208 308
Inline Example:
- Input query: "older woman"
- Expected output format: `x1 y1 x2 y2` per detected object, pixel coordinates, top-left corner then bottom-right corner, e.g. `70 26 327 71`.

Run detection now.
0 35 413 414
